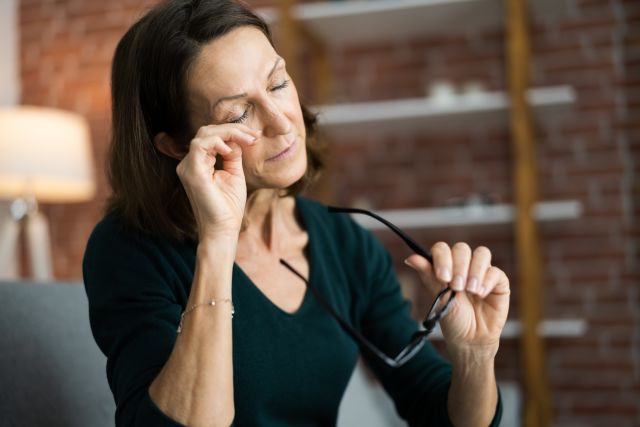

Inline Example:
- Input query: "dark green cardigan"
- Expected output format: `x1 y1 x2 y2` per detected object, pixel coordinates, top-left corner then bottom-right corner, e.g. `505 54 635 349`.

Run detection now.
83 196 502 426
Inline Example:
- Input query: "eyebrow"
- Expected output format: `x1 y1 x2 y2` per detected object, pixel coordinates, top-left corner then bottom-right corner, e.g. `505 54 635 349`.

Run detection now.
210 57 283 113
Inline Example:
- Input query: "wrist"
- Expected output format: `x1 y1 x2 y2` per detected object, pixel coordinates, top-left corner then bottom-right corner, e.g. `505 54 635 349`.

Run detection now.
198 230 239 248
197 234 238 263
191 236 238 301
448 342 498 368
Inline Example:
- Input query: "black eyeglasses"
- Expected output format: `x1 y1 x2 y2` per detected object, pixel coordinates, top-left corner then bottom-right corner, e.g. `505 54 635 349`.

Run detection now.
280 205 456 368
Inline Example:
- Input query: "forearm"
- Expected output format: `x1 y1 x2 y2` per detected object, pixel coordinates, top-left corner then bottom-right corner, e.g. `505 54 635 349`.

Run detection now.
447 347 499 427
149 235 238 427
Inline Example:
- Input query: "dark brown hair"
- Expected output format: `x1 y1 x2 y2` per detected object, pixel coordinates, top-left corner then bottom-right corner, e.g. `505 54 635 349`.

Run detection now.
107 0 325 241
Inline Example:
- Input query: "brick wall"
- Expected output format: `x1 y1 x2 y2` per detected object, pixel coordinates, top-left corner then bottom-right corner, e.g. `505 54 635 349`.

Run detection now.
18 0 639 425
19 0 156 275
312 1 639 425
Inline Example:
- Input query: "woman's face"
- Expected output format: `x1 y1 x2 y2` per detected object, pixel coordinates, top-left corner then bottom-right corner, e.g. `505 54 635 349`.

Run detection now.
185 26 307 192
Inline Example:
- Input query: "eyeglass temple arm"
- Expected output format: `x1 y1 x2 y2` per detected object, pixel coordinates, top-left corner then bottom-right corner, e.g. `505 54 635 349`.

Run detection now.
280 259 410 367
327 206 433 263
422 287 456 332
329 206 457 332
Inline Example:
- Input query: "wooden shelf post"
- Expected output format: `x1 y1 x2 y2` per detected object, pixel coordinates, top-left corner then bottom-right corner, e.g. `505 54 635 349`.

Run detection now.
277 0 299 81
506 0 553 426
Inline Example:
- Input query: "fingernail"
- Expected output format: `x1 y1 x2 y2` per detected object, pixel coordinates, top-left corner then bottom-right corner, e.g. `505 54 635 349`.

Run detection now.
440 268 452 282
453 275 465 291
468 277 478 293
403 259 412 268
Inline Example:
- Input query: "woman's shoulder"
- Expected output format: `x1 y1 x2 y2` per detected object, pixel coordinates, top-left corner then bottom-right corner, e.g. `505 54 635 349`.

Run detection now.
87 212 156 254
83 211 193 300
84 210 192 275
88 211 128 240
87 211 188 252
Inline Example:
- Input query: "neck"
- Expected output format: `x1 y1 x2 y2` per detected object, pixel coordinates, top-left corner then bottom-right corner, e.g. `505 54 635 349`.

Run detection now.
240 189 290 253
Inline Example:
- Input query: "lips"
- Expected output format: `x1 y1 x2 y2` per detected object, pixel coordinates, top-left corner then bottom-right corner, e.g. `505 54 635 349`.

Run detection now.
267 137 297 161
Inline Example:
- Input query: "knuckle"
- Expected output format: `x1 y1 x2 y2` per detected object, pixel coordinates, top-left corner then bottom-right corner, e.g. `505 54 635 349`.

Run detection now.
195 126 212 137
501 270 510 283
487 265 500 276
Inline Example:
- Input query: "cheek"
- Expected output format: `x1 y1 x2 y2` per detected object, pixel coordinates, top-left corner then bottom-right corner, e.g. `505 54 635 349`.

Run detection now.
240 147 260 172
286 84 305 128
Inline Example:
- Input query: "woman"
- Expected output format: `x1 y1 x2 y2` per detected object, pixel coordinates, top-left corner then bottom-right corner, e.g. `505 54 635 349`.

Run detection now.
83 0 510 426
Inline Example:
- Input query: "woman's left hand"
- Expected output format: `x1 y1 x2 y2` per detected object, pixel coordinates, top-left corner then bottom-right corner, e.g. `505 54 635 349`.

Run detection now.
404 242 510 358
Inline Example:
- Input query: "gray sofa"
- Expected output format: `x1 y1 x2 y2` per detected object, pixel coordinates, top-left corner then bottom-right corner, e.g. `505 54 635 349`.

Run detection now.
0 281 520 427
0 281 115 427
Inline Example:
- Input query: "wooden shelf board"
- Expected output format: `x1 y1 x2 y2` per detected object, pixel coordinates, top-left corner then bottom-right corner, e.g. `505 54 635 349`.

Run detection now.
257 0 571 46
352 199 582 229
314 86 576 135
429 318 588 339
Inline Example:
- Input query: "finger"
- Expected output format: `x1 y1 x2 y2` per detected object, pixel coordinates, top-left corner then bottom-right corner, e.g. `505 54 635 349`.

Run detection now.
404 254 442 293
197 124 260 146
179 137 235 179
489 268 510 297
450 242 472 292
479 265 502 298
219 142 245 176
467 246 492 295
192 136 234 164
431 241 452 284
193 136 233 155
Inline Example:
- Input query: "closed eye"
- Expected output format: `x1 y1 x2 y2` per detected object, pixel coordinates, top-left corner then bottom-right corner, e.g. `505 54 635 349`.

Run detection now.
271 79 290 91
229 109 249 124
228 80 290 123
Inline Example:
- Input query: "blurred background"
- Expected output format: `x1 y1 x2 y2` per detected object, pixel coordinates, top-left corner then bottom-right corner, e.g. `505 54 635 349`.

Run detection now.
0 0 638 426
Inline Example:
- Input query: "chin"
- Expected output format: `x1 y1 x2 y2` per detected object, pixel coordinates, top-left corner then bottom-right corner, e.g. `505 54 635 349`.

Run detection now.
274 164 308 190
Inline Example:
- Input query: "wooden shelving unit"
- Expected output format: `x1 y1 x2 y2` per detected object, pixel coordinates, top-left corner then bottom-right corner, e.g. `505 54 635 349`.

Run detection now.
258 0 570 46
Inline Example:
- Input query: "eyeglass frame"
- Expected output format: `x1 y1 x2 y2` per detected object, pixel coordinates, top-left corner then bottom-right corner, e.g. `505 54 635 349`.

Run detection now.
279 205 456 369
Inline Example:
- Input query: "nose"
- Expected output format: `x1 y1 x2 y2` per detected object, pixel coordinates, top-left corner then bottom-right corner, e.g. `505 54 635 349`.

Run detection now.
260 99 291 138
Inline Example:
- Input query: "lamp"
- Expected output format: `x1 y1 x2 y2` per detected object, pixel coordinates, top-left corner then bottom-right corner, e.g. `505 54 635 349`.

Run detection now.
0 106 95 280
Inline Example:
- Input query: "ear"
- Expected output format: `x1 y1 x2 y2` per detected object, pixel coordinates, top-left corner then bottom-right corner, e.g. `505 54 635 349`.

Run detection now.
153 132 187 160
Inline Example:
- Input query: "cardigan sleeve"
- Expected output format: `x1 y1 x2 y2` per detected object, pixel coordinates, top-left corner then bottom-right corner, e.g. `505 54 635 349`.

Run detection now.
82 218 186 427
352 219 503 427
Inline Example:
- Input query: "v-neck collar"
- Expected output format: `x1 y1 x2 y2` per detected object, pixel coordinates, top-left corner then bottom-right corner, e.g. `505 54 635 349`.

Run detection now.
233 196 316 317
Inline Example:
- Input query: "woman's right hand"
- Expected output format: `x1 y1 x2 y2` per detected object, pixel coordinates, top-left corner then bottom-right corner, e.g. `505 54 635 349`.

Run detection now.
176 124 260 240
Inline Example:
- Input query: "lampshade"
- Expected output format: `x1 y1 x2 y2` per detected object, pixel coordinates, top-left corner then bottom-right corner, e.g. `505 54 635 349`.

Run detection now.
0 106 96 202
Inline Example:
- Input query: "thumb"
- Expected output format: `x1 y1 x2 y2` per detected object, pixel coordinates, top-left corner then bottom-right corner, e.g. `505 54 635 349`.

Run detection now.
219 142 245 177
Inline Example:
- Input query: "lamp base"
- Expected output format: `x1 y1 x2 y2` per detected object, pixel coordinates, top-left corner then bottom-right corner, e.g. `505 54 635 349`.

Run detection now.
0 197 54 281
25 210 53 281
0 210 20 279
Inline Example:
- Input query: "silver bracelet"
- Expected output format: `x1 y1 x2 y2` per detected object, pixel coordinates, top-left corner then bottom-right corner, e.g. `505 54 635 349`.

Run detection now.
177 298 234 333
